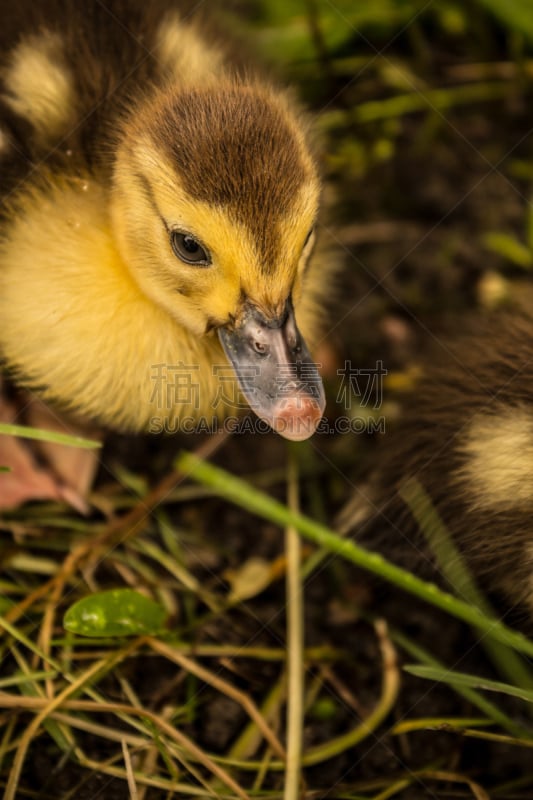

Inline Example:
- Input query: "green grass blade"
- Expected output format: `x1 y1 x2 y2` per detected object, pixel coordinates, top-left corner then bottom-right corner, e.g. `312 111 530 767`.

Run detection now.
176 452 533 660
404 664 533 704
400 477 533 691
391 628 530 738
475 0 533 42
0 423 101 449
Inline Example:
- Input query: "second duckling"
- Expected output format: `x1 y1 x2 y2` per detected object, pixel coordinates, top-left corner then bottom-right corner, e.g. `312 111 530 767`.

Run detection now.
339 312 533 617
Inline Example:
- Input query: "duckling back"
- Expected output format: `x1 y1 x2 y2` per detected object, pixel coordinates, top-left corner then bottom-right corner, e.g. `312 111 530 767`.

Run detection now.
0 0 231 186
340 313 533 617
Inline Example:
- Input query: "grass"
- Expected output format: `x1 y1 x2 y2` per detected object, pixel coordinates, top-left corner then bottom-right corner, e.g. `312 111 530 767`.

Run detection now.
2 0 533 797
0 453 403 798
0 423 101 449
2 439 533 798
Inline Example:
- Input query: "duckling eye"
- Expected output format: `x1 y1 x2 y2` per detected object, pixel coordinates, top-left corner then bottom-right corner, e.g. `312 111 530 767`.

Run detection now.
170 231 211 266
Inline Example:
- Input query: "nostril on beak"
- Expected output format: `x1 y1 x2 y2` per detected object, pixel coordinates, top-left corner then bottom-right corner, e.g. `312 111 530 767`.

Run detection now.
251 339 268 355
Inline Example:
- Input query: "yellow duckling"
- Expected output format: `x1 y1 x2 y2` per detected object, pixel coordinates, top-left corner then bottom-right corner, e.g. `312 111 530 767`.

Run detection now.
0 1 330 503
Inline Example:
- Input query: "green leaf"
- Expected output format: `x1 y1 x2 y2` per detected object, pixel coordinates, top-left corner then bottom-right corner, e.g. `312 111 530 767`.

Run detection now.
475 0 533 42
63 589 167 638
483 232 533 269
404 664 533 704
250 0 419 67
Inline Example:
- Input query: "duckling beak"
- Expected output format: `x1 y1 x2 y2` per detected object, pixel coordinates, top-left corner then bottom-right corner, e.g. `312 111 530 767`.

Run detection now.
218 301 325 441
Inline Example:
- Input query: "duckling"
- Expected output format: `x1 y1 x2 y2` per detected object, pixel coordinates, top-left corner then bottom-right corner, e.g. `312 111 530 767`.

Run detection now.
339 312 533 617
0 1 330 505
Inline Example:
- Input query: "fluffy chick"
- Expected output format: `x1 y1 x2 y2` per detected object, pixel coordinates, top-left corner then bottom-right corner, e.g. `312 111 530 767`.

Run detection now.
339 312 533 618
0 1 332 506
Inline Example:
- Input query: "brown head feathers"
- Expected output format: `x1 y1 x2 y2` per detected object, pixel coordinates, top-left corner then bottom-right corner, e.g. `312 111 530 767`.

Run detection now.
142 82 315 272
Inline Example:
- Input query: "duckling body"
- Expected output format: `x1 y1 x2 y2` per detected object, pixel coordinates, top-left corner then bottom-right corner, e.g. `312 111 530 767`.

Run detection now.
0 0 327 462
340 313 533 617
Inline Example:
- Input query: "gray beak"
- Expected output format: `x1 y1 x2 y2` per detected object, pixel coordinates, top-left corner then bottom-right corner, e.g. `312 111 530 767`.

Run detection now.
218 301 325 441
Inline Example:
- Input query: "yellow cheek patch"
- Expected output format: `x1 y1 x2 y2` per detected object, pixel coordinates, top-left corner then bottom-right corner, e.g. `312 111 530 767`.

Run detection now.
120 140 319 326
3 32 74 142
139 156 252 314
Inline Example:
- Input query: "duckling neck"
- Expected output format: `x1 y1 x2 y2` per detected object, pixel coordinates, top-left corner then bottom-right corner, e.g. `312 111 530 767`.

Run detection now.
0 179 224 430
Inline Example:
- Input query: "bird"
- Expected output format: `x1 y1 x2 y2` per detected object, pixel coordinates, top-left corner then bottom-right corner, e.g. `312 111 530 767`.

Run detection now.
338 312 533 618
0 0 330 507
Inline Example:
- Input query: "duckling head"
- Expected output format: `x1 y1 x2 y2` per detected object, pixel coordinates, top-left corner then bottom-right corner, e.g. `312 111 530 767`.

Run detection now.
111 81 324 440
